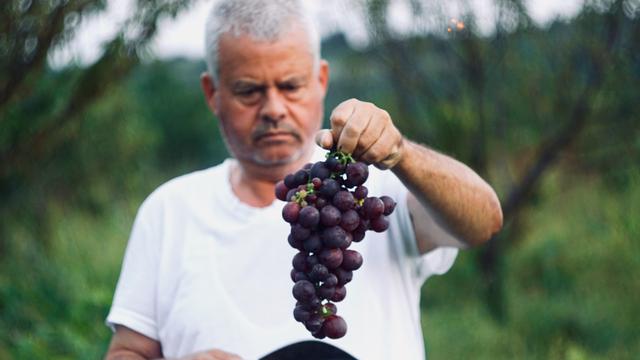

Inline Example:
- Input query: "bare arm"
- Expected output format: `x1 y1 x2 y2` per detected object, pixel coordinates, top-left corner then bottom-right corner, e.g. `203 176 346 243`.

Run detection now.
317 98 503 253
105 325 242 360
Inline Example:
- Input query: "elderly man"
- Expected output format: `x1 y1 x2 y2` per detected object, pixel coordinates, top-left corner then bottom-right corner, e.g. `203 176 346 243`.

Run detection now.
105 1 502 359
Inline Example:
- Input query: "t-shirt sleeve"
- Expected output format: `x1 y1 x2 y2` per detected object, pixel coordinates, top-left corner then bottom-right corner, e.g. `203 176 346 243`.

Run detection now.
382 170 459 285
105 195 161 340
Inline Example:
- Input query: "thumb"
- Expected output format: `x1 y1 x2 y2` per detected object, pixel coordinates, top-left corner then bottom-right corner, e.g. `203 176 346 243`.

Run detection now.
315 129 334 150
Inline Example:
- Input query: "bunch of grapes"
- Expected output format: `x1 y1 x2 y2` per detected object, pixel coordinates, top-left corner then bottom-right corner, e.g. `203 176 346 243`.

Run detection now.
275 151 396 339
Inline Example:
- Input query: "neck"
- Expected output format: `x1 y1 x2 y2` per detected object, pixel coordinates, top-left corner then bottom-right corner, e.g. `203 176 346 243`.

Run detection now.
230 148 315 207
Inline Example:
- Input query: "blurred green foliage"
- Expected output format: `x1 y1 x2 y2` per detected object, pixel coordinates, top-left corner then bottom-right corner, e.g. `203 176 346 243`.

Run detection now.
1 1 639 359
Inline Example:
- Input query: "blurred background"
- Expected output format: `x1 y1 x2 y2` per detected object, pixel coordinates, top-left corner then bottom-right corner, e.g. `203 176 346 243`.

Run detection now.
1 0 639 358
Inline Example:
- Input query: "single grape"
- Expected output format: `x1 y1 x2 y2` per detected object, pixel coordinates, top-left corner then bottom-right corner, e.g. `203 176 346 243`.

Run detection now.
311 328 326 339
302 233 323 253
317 284 336 300
282 202 301 223
340 209 360 232
284 173 297 189
341 249 363 271
305 314 325 333
292 270 309 283
380 195 396 215
315 197 328 209
310 161 331 180
323 273 338 287
323 302 337 316
319 178 340 198
293 169 309 186
333 268 353 286
344 162 368 187
293 305 311 322
322 315 347 339
320 205 341 227
321 226 349 249
286 188 297 202
275 181 289 201
292 280 316 302
325 156 340 171
352 228 366 242
362 197 384 220
308 263 329 282
291 224 311 241
299 206 320 228
311 177 322 189
332 190 355 211
370 215 390 232
287 234 304 251
353 185 368 200
318 248 343 269
330 286 347 302
292 252 309 272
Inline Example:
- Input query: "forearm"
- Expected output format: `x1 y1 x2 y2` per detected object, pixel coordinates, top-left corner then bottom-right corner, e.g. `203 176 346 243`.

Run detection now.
392 139 503 247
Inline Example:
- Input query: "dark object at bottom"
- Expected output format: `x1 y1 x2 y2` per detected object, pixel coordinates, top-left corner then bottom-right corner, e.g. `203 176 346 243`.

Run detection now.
259 340 358 360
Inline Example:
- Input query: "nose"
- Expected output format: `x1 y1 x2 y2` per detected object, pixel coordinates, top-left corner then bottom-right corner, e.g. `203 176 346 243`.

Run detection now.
259 88 287 124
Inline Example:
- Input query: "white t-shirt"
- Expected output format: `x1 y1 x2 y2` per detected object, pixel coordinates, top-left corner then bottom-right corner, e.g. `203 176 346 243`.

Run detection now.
106 150 458 360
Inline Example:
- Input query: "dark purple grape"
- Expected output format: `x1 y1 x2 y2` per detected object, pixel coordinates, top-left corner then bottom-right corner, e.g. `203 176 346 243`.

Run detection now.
344 162 369 187
292 270 309 282
318 248 343 269
286 189 297 202
282 202 301 223
293 305 311 322
333 268 353 286
292 252 309 272
320 205 341 227
340 209 360 232
311 328 326 339
370 215 389 232
275 181 289 202
284 174 297 188
325 156 340 171
303 162 313 170
291 224 311 241
288 234 304 250
306 254 320 268
319 178 340 198
310 162 331 180
362 197 384 220
322 226 349 248
315 197 328 209
342 249 363 271
332 191 355 211
299 206 320 228
317 284 335 300
302 233 323 253
380 195 396 215
323 302 337 316
323 273 338 287
306 194 318 204
293 170 309 186
292 280 315 302
330 286 347 302
304 314 324 333
352 228 365 242
322 315 347 339
354 185 368 200
308 264 329 282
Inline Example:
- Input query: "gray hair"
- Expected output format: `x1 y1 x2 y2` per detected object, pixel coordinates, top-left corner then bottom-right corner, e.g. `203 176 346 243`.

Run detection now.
204 0 321 83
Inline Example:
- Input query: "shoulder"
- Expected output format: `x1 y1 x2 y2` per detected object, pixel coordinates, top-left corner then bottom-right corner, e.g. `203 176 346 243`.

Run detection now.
139 161 230 216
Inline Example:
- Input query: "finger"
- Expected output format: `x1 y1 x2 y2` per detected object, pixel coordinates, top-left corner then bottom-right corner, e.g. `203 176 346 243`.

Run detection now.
315 129 334 149
336 108 372 155
329 99 357 146
352 112 385 159
361 125 403 169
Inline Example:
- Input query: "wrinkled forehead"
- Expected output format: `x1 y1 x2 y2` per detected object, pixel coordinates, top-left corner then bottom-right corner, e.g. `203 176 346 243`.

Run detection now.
216 29 316 82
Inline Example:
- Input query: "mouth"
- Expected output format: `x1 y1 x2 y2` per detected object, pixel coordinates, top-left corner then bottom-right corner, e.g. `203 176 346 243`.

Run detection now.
254 131 298 143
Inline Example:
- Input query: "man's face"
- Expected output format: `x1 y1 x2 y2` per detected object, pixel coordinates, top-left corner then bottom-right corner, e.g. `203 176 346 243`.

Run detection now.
204 29 329 167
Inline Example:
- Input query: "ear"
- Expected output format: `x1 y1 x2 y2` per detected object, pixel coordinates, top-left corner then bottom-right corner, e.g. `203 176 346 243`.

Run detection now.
317 59 330 96
200 72 218 115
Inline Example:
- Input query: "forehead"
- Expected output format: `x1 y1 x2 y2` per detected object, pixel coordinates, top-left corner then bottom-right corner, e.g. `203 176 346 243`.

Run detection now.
217 30 315 82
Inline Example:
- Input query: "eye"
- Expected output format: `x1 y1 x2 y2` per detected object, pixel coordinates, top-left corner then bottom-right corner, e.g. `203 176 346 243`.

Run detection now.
234 86 263 104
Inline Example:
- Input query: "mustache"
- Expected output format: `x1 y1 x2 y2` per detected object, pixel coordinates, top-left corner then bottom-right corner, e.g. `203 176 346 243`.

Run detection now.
251 122 302 142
